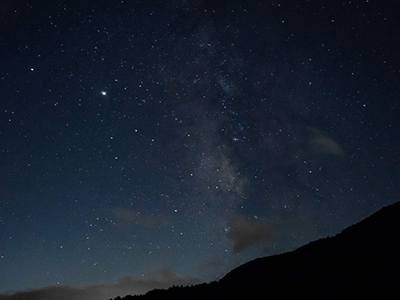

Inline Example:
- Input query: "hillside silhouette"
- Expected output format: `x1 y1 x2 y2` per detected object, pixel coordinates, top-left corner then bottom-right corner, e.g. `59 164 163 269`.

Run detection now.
110 201 400 300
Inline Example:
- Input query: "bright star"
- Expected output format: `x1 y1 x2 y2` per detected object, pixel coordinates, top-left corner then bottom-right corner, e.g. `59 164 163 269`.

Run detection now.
101 91 107 96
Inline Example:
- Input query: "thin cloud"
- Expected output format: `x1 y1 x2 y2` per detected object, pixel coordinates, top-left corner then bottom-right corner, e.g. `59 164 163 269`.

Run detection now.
227 218 274 253
0 270 200 300
310 134 343 155
112 207 169 229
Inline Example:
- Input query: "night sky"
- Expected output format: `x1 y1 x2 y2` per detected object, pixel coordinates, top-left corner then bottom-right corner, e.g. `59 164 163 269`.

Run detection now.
1 0 399 298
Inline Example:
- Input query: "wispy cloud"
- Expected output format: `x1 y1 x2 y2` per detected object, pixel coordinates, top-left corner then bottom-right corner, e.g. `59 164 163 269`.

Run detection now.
310 129 343 155
0 270 200 300
112 207 169 229
227 217 274 253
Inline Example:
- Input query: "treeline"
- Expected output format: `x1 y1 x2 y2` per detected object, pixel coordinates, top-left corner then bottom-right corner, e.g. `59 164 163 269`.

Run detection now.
109 281 220 300
108 281 272 300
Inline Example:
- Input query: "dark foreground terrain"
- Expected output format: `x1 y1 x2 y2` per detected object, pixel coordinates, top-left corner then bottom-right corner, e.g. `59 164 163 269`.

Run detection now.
111 202 400 300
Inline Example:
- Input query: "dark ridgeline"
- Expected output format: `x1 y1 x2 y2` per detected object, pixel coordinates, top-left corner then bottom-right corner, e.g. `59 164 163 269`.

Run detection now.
110 201 400 300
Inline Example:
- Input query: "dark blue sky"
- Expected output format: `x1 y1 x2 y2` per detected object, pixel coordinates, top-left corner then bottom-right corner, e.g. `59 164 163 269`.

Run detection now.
1 0 399 298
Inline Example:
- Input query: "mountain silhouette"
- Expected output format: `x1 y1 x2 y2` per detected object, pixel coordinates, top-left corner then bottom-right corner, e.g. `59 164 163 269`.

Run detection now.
113 201 400 300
